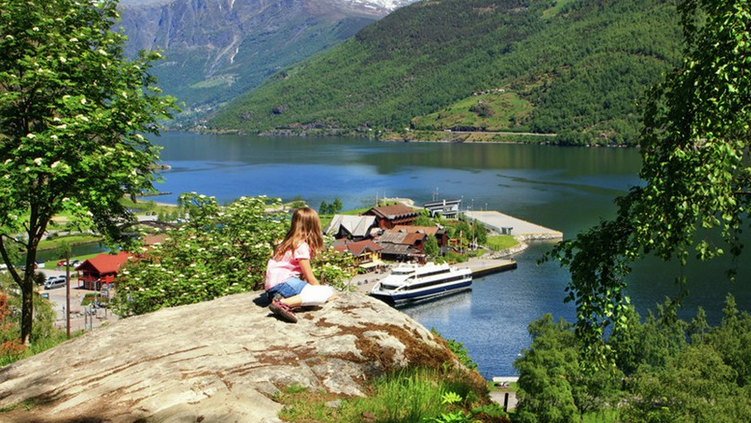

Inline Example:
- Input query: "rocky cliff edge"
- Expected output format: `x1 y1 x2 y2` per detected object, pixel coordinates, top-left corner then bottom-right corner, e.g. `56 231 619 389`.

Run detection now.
0 292 477 422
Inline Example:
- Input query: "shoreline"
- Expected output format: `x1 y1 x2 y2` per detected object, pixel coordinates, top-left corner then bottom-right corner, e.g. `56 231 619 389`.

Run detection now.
177 128 635 148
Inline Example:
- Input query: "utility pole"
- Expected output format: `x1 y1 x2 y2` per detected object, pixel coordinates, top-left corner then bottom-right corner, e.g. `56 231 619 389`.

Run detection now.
65 250 70 339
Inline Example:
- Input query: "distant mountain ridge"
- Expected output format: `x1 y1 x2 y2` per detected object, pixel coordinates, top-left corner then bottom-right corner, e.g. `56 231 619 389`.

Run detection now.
117 0 417 118
209 0 684 145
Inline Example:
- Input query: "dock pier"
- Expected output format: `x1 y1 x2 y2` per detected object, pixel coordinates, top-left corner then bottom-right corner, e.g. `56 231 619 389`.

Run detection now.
469 259 517 278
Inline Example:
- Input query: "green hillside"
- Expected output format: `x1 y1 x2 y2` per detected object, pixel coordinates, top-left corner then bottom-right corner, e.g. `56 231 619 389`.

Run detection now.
210 0 683 145
148 15 376 113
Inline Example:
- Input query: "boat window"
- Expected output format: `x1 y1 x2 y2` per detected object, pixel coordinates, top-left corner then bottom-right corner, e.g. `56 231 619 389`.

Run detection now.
403 275 472 291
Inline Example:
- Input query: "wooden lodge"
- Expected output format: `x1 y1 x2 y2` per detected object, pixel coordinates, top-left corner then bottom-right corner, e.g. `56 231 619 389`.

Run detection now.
364 204 419 229
76 252 131 291
376 229 426 263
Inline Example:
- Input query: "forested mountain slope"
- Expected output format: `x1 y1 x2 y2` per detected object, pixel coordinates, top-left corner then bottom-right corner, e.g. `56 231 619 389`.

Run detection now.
117 0 416 119
210 0 683 145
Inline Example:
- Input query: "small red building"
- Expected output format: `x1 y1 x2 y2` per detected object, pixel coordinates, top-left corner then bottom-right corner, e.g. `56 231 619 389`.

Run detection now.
76 252 131 291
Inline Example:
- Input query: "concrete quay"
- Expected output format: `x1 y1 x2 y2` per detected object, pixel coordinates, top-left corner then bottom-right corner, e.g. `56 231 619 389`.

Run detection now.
470 258 517 277
465 211 563 241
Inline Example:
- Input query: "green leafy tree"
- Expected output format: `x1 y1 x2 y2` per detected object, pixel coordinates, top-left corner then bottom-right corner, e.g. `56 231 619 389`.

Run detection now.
516 314 625 423
544 0 751 362
0 0 178 343
609 300 690 376
312 243 356 290
473 221 487 245
414 209 434 227
424 235 440 258
514 314 581 423
624 344 751 423
113 194 357 316
332 197 343 214
319 200 330 215
702 295 751 386
113 194 287 316
621 295 751 422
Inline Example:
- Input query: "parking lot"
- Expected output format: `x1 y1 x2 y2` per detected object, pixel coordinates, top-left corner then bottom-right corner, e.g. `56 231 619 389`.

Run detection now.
36 267 117 332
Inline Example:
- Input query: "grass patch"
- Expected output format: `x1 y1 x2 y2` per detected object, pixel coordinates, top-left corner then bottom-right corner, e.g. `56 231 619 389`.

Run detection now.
412 91 534 132
542 0 577 19
189 74 236 89
0 329 82 368
485 236 518 252
121 197 178 214
0 398 37 413
38 234 103 252
278 367 494 423
81 293 109 307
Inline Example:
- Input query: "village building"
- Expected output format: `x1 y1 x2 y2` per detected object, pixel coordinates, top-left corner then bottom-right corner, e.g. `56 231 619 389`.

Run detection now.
423 198 462 219
375 229 426 263
392 225 448 247
76 251 131 291
324 215 378 240
363 204 419 229
332 239 384 271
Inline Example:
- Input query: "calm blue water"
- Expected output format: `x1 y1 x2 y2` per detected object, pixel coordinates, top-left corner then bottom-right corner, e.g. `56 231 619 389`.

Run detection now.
149 132 750 379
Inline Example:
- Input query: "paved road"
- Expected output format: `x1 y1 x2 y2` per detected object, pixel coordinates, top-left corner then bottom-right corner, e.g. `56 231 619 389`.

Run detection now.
36 268 116 332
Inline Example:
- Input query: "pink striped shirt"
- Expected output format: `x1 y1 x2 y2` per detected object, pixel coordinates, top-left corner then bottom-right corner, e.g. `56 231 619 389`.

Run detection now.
264 242 311 291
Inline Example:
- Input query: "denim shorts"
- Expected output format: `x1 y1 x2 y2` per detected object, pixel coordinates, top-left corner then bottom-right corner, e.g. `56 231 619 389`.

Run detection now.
267 277 307 299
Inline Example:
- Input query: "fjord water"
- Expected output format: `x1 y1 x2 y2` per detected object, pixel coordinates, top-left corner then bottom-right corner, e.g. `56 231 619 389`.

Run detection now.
154 132 750 378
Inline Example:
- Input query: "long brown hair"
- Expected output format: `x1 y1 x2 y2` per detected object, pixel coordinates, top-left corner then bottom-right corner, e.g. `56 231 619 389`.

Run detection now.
273 207 324 260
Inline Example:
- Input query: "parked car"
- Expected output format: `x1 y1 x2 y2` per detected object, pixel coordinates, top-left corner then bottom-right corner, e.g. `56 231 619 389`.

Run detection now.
57 259 81 268
44 276 67 290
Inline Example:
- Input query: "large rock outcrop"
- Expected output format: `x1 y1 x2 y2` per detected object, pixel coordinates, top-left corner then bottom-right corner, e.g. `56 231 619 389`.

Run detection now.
0 292 471 422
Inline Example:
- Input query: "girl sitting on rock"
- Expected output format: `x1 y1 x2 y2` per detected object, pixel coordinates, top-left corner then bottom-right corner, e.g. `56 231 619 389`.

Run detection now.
265 207 335 323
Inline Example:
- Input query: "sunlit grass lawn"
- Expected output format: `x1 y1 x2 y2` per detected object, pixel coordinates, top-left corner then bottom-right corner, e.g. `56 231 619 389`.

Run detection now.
38 235 103 252
485 235 518 251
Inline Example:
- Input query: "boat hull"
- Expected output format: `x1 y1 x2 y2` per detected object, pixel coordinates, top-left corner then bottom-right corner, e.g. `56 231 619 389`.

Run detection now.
370 279 472 306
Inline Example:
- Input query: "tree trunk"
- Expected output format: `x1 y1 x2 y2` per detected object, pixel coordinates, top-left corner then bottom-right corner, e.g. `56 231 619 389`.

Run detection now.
20 274 34 345
20 235 39 345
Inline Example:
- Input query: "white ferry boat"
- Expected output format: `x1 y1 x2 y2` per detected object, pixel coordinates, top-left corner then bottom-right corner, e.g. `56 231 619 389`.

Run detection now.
369 262 473 305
